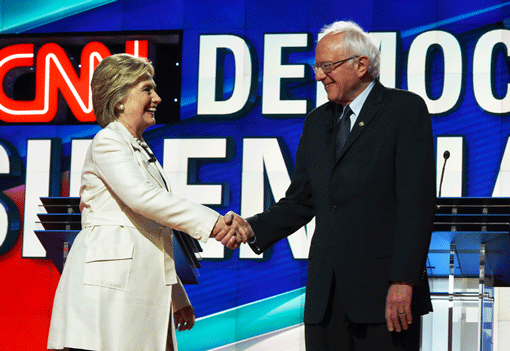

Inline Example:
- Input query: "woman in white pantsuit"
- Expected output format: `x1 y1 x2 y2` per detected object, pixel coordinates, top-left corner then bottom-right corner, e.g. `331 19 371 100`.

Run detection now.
47 54 234 351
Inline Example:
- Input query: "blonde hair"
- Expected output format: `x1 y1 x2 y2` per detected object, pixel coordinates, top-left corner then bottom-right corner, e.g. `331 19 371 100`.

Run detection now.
91 54 155 128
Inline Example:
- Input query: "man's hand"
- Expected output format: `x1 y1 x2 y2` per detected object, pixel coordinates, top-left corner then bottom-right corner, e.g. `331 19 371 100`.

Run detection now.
174 305 195 331
210 212 255 250
224 211 254 244
210 214 239 249
385 282 413 332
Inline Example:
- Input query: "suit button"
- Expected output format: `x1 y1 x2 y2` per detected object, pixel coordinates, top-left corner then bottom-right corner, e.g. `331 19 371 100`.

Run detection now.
331 205 337 213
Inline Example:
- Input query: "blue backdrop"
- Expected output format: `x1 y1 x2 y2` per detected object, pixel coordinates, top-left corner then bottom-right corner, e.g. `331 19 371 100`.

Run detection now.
1 1 510 349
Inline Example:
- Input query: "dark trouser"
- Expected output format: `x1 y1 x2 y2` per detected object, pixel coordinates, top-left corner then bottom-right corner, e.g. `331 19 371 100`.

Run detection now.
305 276 421 351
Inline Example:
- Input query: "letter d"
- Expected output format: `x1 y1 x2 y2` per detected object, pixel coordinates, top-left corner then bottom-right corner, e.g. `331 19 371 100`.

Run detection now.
197 34 256 116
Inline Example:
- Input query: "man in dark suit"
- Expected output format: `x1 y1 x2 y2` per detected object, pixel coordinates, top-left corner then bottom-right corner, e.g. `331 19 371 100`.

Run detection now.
219 20 436 350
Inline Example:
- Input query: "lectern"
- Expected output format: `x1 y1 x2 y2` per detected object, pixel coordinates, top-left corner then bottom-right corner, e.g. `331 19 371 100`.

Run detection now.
35 197 204 284
430 197 510 351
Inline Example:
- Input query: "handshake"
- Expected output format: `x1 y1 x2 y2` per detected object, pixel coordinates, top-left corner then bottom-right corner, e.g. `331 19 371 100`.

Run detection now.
210 211 255 250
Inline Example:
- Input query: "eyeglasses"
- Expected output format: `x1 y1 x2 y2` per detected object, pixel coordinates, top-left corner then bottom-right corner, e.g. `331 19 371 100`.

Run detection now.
312 56 359 74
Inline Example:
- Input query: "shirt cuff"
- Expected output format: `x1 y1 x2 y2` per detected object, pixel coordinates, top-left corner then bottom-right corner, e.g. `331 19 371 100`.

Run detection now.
247 235 262 254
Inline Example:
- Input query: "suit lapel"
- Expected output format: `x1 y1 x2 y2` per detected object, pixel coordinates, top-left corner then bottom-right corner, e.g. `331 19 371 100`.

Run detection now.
108 121 169 191
324 103 341 172
154 159 172 192
130 138 169 191
335 80 385 163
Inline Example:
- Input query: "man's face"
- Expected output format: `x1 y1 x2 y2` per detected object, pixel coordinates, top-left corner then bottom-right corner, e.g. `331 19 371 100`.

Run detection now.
314 33 362 105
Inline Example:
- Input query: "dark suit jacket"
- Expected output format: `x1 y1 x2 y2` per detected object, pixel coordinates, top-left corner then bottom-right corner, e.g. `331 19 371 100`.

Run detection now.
247 80 435 325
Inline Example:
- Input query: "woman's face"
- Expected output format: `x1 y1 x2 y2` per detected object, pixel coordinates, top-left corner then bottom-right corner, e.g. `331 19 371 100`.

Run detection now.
118 74 161 138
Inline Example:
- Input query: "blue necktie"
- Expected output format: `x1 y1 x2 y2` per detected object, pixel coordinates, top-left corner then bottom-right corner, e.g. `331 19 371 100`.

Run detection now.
336 105 353 160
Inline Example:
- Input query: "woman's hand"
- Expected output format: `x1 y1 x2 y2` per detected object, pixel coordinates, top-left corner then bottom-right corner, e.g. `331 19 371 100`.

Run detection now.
174 305 195 331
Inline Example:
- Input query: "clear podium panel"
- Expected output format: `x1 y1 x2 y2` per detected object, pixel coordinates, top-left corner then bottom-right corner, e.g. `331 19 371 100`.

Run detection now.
430 197 510 351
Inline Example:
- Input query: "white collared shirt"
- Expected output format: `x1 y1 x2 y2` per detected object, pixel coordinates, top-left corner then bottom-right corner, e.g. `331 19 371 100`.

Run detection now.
345 80 375 130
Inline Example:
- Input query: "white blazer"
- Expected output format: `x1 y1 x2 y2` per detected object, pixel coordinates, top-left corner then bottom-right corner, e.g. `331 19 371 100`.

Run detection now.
48 121 219 351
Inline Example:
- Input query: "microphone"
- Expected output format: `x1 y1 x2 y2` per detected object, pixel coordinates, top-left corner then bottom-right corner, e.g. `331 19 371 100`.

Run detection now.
138 139 157 163
438 150 450 197
144 147 157 162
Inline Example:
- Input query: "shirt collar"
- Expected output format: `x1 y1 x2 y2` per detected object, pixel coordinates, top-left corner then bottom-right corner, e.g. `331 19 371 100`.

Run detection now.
346 80 375 118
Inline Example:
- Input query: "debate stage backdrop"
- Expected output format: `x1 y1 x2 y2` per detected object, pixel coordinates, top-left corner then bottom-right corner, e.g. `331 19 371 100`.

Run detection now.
1 0 510 350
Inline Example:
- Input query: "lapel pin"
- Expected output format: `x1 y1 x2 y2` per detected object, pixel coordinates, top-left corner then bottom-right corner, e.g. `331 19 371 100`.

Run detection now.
359 121 365 127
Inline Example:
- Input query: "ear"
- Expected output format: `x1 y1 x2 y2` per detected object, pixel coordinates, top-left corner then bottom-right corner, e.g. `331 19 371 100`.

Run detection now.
355 56 370 78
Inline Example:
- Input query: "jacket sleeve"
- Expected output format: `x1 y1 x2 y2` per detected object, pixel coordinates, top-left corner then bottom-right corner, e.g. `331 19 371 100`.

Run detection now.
89 128 219 243
247 119 316 253
390 94 436 285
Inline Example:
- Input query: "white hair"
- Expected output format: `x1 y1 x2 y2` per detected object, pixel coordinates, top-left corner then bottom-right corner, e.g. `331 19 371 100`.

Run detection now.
319 21 380 79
